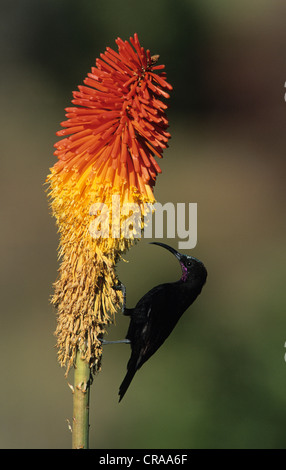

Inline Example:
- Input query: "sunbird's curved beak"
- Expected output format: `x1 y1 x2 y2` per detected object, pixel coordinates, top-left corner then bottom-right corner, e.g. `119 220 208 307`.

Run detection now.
150 242 182 261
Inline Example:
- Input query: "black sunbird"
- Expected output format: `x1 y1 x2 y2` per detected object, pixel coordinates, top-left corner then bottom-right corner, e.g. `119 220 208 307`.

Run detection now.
103 242 207 401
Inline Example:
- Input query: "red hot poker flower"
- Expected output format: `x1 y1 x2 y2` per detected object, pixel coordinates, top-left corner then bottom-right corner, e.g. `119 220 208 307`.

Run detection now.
48 34 172 373
53 33 172 199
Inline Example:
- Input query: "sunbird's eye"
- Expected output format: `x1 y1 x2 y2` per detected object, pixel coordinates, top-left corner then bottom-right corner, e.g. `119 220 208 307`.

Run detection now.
187 260 192 267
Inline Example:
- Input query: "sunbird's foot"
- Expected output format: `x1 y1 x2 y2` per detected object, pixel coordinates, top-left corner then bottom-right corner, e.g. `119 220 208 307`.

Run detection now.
113 281 123 291
100 339 131 345
113 281 127 314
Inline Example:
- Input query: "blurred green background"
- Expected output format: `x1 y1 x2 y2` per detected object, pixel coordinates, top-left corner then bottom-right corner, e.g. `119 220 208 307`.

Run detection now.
1 0 286 449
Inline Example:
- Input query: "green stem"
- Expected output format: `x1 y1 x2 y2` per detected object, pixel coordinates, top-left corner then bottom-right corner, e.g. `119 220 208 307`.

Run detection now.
72 349 91 449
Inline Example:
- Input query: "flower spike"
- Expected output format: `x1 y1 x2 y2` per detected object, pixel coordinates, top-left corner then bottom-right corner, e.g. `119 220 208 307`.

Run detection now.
47 34 172 374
